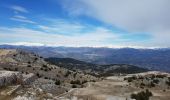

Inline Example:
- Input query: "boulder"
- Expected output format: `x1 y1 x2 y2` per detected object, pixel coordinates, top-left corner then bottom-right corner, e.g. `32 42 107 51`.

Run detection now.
0 71 22 87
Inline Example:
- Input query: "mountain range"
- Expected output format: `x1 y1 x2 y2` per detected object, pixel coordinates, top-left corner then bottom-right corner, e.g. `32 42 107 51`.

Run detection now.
0 45 170 72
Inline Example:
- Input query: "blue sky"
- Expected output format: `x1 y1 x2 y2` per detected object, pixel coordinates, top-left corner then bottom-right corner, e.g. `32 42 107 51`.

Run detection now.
0 0 170 48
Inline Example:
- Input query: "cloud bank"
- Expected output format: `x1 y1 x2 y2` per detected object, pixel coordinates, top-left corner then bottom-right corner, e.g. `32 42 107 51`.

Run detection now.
63 0 170 47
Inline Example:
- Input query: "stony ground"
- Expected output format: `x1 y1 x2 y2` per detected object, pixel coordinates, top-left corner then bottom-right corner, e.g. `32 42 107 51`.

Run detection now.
59 72 170 100
0 71 170 100
59 76 136 100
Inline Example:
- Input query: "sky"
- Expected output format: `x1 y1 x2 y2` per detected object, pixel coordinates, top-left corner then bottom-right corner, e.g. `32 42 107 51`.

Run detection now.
0 0 170 48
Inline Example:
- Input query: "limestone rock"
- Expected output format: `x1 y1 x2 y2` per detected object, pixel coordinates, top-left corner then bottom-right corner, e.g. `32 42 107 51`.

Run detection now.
0 71 22 87
22 73 36 85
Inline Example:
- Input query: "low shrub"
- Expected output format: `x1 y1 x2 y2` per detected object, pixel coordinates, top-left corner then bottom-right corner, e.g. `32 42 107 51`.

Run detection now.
55 80 61 85
131 89 152 100
72 84 77 88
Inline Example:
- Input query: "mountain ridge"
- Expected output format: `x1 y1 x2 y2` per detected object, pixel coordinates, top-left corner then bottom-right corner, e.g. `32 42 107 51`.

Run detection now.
0 45 170 72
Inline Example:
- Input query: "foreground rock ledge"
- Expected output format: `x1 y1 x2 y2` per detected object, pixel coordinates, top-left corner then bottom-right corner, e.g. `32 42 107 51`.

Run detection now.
0 71 22 87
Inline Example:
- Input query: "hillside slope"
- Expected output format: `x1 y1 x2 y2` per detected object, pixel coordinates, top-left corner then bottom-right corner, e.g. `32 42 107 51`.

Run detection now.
0 49 97 88
45 57 148 76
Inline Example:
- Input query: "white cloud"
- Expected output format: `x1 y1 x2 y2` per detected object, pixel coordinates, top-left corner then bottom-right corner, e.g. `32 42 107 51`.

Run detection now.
13 15 27 19
10 15 36 24
9 5 35 24
60 0 93 17
80 0 170 32
0 16 162 48
10 5 28 13
0 26 120 47
38 19 85 34
63 0 170 47
10 17 36 24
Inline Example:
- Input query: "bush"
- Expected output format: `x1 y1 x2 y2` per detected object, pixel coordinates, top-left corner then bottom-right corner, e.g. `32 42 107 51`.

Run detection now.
151 75 155 79
73 73 77 78
43 64 48 68
55 80 61 85
153 79 159 84
150 81 155 88
34 58 38 61
27 65 32 67
64 71 71 77
91 80 96 82
140 83 145 87
82 80 88 84
70 80 81 85
72 84 77 88
124 76 137 82
131 89 152 100
48 68 51 71
168 77 170 81
166 81 170 86
44 77 48 79
14 68 18 71
156 74 166 78
138 76 144 80
127 78 133 82
44 69 48 72
36 73 41 78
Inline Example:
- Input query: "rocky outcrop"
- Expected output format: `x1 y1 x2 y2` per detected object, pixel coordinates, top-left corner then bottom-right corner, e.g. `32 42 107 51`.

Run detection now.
0 71 37 87
22 73 36 85
0 71 22 87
